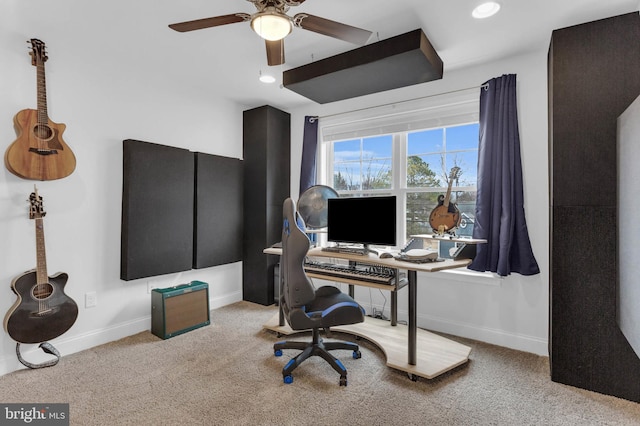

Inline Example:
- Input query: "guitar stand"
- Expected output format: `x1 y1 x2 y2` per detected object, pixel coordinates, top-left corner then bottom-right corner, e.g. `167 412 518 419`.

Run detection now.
432 230 458 239
16 342 61 369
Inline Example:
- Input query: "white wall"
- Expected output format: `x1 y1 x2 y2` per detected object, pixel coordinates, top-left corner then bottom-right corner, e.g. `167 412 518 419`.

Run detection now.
0 6 245 375
288 50 550 356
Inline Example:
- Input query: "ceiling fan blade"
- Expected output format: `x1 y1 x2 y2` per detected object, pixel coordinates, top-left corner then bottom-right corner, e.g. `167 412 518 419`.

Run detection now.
169 13 250 32
293 13 372 45
266 39 285 66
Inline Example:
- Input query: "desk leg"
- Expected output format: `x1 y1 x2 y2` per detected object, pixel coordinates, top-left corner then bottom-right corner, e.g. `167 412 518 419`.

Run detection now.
391 291 398 326
348 284 355 299
279 266 285 327
408 270 417 365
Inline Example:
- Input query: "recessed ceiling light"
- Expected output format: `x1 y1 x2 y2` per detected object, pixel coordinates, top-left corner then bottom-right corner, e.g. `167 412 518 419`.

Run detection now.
472 2 501 19
259 73 276 84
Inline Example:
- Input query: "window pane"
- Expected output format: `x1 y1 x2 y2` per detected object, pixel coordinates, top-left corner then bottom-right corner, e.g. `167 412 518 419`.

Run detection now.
333 136 392 191
362 135 392 190
333 139 361 190
445 124 479 185
363 135 392 157
333 139 361 162
406 192 440 237
453 191 477 238
407 155 442 188
446 124 479 151
333 162 361 190
448 151 478 184
408 129 443 155
362 160 392 189
408 129 445 187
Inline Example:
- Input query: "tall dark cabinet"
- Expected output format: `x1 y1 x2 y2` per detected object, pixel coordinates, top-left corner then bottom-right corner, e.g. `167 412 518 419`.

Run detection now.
243 105 291 305
548 12 640 401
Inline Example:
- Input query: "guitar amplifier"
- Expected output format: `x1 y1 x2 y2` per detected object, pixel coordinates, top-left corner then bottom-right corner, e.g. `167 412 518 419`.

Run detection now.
151 281 210 339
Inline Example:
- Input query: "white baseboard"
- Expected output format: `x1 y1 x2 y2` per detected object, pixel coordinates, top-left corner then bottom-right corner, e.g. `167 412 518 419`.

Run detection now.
0 315 150 377
0 291 244 377
210 291 243 310
360 301 548 357
418 313 548 357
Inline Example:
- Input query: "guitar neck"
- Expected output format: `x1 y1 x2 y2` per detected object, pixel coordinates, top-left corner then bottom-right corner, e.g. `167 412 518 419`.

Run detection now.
443 181 453 208
442 167 460 208
35 218 49 284
36 61 48 122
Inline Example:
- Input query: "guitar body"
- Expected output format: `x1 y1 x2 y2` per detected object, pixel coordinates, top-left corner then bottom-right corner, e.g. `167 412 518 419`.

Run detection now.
3 270 78 344
5 108 76 181
429 198 461 233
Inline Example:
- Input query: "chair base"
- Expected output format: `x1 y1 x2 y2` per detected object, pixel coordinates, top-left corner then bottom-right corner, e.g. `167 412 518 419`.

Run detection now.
274 327 361 386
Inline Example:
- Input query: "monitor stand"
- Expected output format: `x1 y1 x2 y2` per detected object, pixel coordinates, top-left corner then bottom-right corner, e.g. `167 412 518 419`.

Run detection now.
364 244 379 255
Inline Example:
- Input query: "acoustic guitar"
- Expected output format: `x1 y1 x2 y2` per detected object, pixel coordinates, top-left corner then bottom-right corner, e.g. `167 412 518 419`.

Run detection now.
429 166 462 234
4 39 76 181
3 187 78 344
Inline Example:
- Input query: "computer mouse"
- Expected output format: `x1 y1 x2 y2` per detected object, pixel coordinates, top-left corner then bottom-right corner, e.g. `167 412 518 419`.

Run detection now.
379 252 394 259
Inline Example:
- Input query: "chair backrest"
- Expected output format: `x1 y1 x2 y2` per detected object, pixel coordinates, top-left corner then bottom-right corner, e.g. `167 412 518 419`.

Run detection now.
281 198 315 311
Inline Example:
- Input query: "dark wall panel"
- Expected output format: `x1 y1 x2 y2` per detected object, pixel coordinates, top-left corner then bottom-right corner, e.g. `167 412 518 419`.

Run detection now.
550 13 640 207
242 105 291 305
193 153 243 268
549 13 640 401
121 139 194 281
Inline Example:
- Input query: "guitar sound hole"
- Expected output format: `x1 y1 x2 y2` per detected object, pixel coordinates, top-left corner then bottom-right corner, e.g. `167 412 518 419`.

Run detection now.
33 124 53 141
32 283 54 300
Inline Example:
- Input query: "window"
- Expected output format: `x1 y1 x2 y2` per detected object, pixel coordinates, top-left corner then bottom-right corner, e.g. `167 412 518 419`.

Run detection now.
318 89 479 249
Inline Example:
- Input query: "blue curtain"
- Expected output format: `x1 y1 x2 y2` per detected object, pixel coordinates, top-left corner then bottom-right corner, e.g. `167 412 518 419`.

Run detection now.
468 74 539 276
299 116 319 196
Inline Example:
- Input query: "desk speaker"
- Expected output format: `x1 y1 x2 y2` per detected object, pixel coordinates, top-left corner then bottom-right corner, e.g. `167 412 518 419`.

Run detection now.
151 281 210 339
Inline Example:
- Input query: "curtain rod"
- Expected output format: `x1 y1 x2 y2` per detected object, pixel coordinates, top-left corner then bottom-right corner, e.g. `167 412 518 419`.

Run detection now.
308 83 488 123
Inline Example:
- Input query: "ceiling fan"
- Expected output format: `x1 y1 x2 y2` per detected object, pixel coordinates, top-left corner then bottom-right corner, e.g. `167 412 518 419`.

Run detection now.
168 0 373 66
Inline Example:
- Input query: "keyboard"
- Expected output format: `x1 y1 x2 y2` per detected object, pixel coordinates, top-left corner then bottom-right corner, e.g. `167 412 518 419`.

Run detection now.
320 246 367 256
304 260 397 285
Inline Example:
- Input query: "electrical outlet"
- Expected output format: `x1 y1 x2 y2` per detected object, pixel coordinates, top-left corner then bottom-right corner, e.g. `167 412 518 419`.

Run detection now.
85 292 97 308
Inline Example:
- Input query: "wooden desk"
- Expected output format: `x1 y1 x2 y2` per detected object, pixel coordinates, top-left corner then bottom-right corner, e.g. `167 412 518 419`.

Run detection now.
263 246 472 380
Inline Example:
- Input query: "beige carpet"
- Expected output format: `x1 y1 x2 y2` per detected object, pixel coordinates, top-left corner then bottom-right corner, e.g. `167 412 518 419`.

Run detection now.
1 301 640 425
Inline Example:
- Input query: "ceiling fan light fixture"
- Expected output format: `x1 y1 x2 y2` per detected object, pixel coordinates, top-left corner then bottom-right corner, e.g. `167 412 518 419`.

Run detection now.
472 2 501 19
251 11 292 41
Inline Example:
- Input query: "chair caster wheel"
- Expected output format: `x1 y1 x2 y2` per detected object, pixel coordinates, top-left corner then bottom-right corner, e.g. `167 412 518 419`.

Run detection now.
352 350 361 359
339 376 347 386
274 349 283 357
283 375 293 384
408 373 418 382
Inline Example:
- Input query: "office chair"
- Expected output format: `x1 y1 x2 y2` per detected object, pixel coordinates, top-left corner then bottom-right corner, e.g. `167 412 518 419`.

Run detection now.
274 198 365 386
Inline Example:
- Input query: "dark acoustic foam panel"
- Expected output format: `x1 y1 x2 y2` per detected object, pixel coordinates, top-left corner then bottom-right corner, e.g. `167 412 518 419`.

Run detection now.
193 152 243 268
283 29 443 104
549 12 640 401
121 139 194 281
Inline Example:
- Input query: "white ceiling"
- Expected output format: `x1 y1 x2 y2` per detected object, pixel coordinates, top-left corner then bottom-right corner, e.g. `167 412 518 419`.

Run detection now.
9 0 640 110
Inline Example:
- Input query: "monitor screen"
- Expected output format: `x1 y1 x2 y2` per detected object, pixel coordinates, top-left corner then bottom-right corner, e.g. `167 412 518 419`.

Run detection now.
327 196 396 247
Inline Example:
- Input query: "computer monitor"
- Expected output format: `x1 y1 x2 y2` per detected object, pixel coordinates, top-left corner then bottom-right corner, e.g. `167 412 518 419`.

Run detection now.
327 196 397 251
